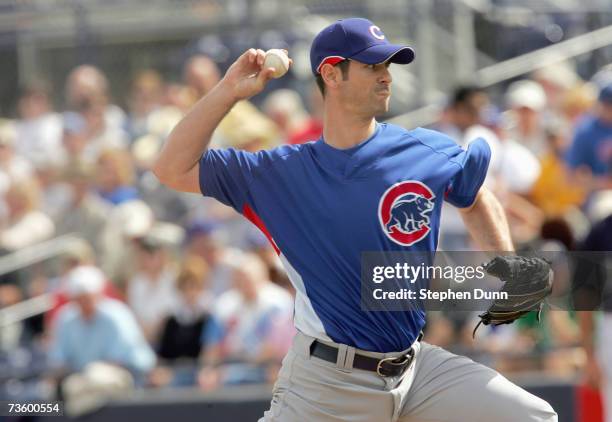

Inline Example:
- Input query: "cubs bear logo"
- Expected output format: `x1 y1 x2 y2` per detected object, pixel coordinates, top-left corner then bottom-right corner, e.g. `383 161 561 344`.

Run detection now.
378 181 435 246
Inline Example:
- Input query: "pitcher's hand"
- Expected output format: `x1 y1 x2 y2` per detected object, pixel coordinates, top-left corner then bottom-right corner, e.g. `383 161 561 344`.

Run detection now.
221 48 292 101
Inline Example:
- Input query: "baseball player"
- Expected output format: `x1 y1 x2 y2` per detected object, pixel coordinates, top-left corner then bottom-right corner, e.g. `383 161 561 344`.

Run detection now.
154 18 558 422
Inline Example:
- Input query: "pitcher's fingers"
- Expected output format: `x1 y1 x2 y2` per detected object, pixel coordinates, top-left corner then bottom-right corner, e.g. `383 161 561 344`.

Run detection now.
247 48 257 63
237 48 257 65
256 67 276 86
256 49 267 67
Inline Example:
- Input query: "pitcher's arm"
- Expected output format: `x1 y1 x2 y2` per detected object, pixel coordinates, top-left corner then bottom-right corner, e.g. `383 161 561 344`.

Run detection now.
458 187 514 252
152 48 279 193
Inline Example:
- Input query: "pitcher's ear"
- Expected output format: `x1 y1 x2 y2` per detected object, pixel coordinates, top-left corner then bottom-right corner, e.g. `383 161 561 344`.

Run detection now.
320 64 340 90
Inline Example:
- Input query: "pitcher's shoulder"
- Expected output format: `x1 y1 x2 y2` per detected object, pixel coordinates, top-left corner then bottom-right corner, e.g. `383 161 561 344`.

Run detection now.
383 123 460 151
258 141 315 163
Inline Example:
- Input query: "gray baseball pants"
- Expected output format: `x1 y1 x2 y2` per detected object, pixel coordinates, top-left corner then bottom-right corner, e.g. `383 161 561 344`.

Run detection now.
260 331 558 422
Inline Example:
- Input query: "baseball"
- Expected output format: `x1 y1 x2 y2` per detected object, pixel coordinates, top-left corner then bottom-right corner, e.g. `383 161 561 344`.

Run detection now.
263 49 290 78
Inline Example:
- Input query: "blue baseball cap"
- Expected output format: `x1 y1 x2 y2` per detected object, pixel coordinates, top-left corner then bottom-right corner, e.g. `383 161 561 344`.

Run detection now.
310 18 415 75
598 82 612 104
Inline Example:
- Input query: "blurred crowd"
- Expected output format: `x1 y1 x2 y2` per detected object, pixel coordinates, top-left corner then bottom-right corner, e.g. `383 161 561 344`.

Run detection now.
431 61 612 388
0 50 611 414
0 55 318 412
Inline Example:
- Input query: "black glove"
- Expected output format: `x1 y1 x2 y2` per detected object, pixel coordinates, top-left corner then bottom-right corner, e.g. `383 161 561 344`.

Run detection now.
472 255 554 338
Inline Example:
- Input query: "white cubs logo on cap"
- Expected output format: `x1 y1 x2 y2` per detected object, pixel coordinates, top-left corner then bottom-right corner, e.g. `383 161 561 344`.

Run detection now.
369 25 385 40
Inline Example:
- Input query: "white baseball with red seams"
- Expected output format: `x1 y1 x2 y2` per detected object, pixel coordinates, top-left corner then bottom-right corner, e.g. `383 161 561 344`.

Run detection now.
264 49 290 78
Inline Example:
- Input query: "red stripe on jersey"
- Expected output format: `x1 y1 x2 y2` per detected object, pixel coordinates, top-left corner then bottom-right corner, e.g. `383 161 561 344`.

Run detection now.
242 204 281 255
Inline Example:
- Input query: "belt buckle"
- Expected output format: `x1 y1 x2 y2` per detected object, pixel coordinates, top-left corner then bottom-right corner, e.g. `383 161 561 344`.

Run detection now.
376 353 411 377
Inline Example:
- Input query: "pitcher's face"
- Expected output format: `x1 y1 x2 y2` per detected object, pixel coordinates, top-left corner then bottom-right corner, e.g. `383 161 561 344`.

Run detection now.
338 60 393 118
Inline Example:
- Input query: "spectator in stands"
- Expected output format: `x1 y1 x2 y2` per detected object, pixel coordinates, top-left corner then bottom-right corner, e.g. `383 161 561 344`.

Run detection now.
244 230 292 292
15 81 64 168
532 59 579 114
504 79 548 156
262 89 323 144
158 256 211 360
64 65 128 156
185 221 236 297
437 85 494 145
49 265 155 376
98 200 154 286
566 82 612 189
134 83 192 142
0 179 54 252
131 134 191 224
436 86 500 250
197 253 293 390
126 70 166 139
183 55 221 99
438 86 542 246
127 235 178 343
0 120 34 196
482 84 545 243
164 83 198 115
529 119 586 217
150 256 212 388
183 54 278 150
61 112 90 164
46 239 122 327
34 160 74 222
182 55 224 148
435 86 542 195
218 104 279 151
560 82 597 127
54 161 111 253
95 148 139 205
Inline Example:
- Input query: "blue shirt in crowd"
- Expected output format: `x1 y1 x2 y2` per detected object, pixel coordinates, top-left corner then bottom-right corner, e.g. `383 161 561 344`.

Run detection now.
99 186 140 205
49 298 155 373
566 114 612 176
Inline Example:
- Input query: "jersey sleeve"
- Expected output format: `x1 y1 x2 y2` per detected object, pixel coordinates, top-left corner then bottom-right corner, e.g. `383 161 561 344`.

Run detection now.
445 137 491 208
198 148 263 212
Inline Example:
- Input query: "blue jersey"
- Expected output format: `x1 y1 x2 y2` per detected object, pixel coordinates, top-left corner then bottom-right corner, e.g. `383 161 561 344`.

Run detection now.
199 123 490 352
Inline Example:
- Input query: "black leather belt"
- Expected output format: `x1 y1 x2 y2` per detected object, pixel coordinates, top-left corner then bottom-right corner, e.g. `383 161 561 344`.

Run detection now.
309 332 422 377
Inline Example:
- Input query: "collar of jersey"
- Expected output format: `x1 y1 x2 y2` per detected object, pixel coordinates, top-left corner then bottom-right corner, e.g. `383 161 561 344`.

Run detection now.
312 121 383 176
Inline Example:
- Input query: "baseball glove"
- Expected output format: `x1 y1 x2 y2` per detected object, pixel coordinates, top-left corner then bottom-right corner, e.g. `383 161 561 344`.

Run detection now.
472 255 554 338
